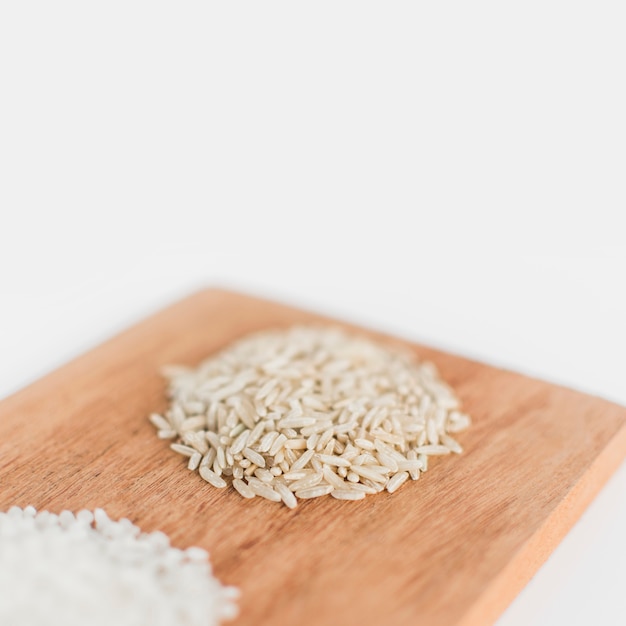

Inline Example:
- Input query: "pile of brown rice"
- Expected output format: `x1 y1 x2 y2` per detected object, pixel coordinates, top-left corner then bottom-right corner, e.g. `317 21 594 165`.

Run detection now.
150 326 470 508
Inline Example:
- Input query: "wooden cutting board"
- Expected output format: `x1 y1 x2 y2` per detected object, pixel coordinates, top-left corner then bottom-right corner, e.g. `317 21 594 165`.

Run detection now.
1 289 625 626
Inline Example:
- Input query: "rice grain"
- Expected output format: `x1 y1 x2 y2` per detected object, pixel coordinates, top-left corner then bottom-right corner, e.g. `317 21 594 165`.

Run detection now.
151 326 470 507
0 506 237 626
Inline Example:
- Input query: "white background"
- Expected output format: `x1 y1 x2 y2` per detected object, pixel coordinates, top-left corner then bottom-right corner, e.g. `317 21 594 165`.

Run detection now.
1 2 625 624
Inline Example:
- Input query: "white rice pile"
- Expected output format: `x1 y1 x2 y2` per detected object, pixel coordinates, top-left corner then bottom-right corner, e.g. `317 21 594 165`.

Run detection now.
152 326 470 508
0 506 238 626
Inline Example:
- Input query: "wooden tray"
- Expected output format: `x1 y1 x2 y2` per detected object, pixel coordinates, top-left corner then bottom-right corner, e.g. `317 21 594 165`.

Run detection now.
1 289 625 626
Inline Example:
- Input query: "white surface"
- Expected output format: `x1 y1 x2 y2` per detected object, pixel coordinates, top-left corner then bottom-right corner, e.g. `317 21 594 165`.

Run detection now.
1 2 625 624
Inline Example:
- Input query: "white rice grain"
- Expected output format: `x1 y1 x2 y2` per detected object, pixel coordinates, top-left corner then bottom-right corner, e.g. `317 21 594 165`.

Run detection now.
386 471 410 493
230 429 250 454
149 413 171 431
170 443 197 458
323 466 347 489
331 490 365 501
295 484 334 499
188 452 202 471
349 465 389 483
441 434 463 454
288 473 323 492
274 482 298 509
248 482 281 502
242 448 265 468
0 506 239 626
316 454 351 467
232 479 255 499
415 444 450 455
199 466 227 488
289 448 316 472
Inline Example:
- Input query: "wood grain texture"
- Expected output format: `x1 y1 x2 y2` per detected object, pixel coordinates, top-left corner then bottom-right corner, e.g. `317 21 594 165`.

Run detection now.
1 288 625 626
